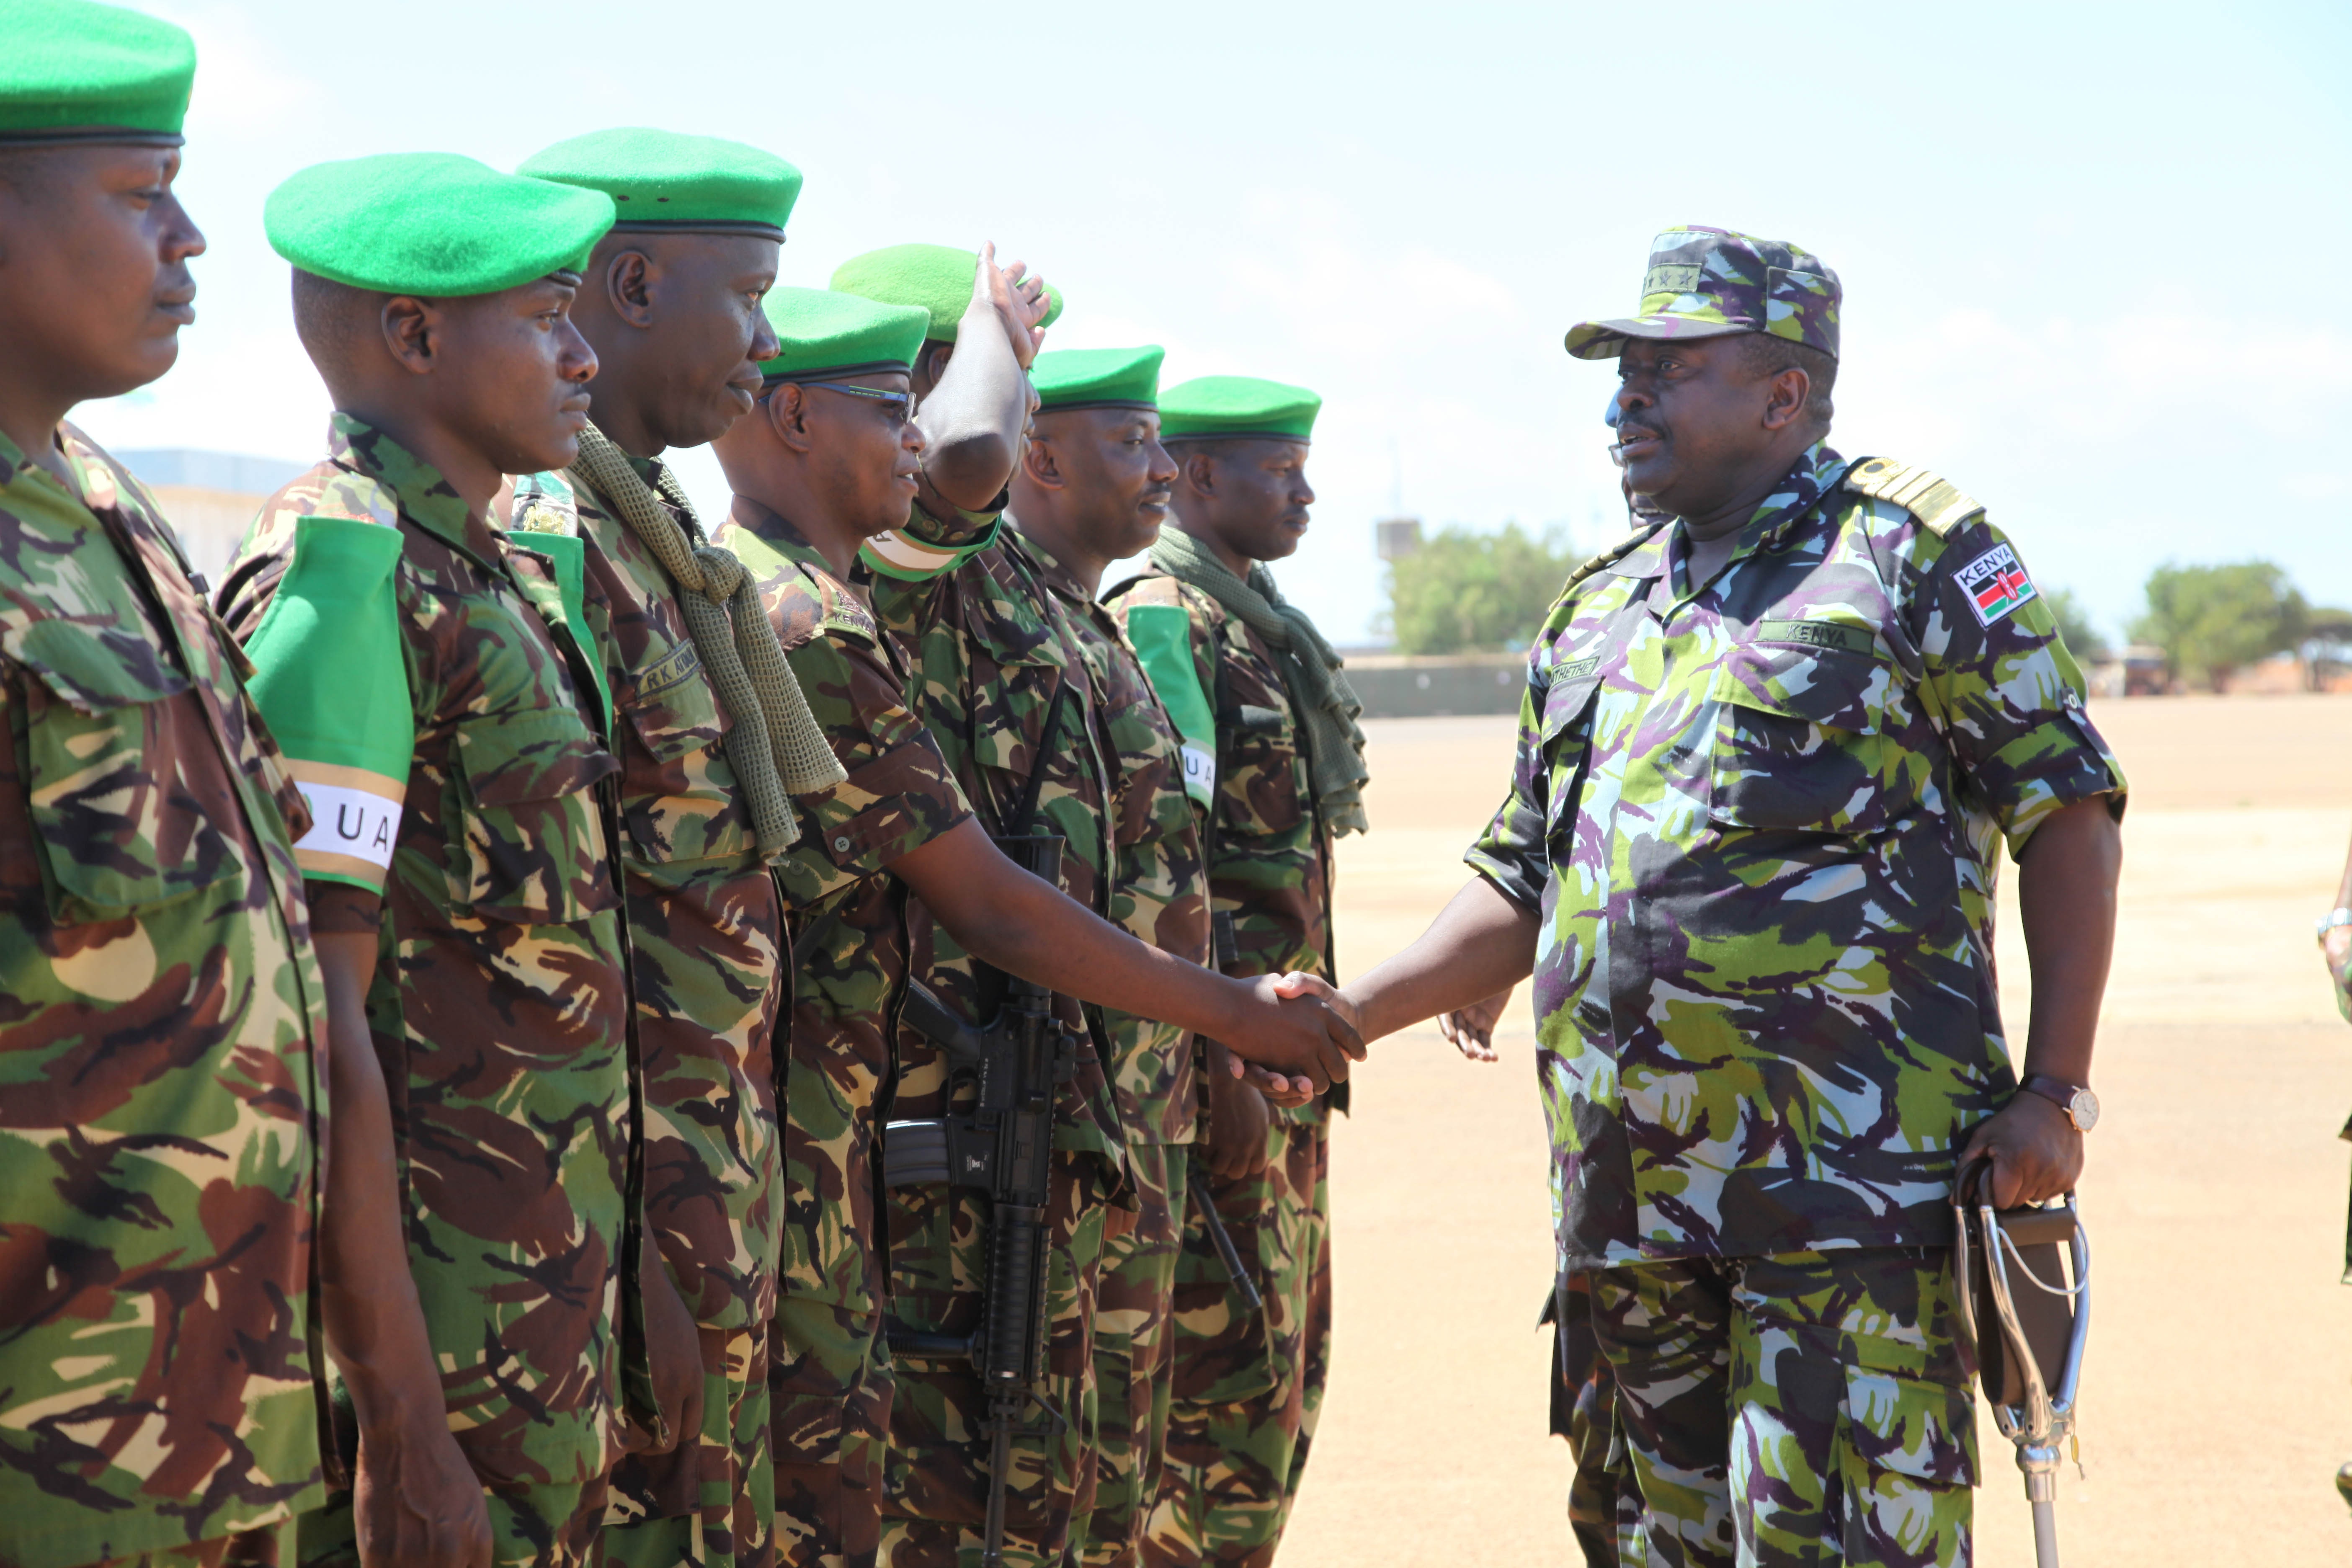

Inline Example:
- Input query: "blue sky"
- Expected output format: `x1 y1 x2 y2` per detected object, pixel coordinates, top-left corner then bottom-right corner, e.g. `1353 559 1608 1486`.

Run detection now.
75 0 2352 646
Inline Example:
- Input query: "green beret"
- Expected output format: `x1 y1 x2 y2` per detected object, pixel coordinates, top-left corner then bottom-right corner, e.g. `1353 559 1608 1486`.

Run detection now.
518 127 801 240
0 0 194 147
829 243 1065 343
1032 346 1162 413
1158 376 1320 442
265 153 617 297
757 287 928 383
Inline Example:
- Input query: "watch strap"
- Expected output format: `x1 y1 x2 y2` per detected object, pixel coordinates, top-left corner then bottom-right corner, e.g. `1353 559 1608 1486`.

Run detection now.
2020 1074 2084 1126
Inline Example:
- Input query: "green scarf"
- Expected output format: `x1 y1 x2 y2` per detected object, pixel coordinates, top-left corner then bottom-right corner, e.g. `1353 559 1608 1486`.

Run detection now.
1150 526 1369 838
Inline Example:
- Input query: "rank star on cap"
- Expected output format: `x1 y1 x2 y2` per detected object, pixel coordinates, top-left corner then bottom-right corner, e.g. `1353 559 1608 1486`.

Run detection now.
1957 542 2037 626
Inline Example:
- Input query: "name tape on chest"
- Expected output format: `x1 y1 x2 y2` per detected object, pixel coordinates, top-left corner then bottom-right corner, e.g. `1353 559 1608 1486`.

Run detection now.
1954 543 2037 627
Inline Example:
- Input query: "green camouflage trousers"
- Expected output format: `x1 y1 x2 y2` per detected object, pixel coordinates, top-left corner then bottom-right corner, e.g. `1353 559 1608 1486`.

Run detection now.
1143 1120 1330 1568
1548 1272 1618 1566
1585 1248 1977 1568
1071 1145 1188 1567
297 1478 609 1568
879 1150 1113 1568
607 1320 775 1568
771 1295 890 1568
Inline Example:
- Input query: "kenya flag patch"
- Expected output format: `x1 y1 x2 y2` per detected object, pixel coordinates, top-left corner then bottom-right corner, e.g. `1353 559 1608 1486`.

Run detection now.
1955 543 2037 627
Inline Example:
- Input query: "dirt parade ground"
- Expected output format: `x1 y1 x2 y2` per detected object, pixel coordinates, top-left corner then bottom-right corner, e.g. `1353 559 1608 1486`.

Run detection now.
1277 694 2352 1566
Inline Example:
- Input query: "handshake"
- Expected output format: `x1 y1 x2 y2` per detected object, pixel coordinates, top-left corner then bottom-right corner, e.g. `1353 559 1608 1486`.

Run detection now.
1205 971 1362 1103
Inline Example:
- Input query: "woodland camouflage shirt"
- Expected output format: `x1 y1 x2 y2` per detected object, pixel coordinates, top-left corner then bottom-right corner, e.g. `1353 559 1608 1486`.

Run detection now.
219 416 637 1487
711 500 971 1319
0 426 330 1568
1466 444 2126 1271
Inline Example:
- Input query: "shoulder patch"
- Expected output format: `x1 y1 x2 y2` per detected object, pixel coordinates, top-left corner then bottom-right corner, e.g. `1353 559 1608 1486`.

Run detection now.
1841 456 1984 536
1952 541 2039 627
1565 521 1669 590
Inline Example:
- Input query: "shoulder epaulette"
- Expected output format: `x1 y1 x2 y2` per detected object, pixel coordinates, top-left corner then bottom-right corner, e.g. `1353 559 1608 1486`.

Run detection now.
1563 521 1669 590
1841 457 1984 537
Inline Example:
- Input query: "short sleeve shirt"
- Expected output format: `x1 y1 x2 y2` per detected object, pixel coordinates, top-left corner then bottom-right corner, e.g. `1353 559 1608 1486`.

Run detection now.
0 426 330 1568
1467 444 2127 1271
508 460 786 1333
219 415 635 1486
1031 534 1209 1147
714 498 970 1313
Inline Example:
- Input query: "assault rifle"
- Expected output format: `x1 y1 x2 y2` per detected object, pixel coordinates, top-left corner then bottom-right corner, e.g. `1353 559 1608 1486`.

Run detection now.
883 830 1081 1567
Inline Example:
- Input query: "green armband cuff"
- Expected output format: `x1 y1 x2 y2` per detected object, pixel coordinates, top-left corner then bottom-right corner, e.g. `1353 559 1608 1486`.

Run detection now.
244 516 413 890
858 509 1001 582
1125 602 1216 807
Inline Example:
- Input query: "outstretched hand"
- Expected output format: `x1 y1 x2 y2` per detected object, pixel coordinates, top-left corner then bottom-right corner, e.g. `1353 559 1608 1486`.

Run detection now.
1957 1092 2082 1210
975 240 1050 368
1439 986 1514 1063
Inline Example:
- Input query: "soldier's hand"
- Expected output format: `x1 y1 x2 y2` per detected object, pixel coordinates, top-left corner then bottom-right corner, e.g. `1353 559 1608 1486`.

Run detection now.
1438 986 1514 1063
1958 1091 2083 1209
352 1413 492 1568
1219 973 1363 1090
629 1259 705 1457
975 240 1050 368
1204 1042 1274 1180
2326 926 2352 1022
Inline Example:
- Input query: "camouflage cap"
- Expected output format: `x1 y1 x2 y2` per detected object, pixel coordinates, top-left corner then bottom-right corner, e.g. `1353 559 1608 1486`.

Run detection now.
1565 225 1840 361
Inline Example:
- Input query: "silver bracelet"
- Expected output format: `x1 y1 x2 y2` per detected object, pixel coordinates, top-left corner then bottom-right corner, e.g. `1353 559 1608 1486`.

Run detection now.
2317 908 2352 946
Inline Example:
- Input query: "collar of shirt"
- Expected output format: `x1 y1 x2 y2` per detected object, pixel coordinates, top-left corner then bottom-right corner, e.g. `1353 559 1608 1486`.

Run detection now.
1617 441 1851 605
325 411 497 567
1006 520 1094 608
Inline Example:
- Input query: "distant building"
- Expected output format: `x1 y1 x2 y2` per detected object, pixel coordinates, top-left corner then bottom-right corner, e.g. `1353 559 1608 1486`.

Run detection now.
1375 516 1423 562
115 449 307 587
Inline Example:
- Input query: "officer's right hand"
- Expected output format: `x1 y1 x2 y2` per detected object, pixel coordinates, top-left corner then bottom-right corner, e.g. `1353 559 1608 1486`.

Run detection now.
1219 973 1364 1091
353 1413 493 1568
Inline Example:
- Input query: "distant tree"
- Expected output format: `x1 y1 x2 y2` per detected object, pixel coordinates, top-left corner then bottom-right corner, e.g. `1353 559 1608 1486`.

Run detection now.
1386 523 1579 655
2040 586 2110 663
2301 606 2352 691
2128 561 2309 691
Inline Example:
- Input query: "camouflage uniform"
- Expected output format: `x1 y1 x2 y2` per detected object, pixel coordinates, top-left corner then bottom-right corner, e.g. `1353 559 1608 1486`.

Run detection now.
861 505 1135 1568
508 456 787 1568
219 416 641 1568
1102 571 1336 1567
1026 534 1211 1568
1464 441 2126 1566
707 500 972 1568
0 426 330 1568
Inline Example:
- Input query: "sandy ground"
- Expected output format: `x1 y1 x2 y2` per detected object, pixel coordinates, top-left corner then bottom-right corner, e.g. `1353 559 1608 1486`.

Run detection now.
1275 694 2352 1565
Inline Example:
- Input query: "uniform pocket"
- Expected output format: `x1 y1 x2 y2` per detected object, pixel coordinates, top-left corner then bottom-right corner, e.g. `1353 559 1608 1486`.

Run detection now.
451 709 619 923
9 618 242 920
1217 702 1304 836
1839 1362 1977 1563
1708 642 1908 835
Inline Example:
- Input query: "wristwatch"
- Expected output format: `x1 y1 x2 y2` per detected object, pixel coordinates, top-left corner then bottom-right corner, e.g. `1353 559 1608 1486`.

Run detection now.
2318 908 2352 946
2019 1074 2099 1133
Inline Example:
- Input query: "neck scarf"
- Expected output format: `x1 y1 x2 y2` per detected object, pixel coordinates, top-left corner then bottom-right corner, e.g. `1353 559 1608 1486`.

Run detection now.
569 423 843 857
1150 526 1369 837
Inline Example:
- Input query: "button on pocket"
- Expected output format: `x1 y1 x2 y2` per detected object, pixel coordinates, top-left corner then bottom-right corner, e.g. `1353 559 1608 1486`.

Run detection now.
8 618 242 920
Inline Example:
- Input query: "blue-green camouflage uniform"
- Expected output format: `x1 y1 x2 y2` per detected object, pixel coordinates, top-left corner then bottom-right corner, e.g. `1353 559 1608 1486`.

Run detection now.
1468 439 2125 1566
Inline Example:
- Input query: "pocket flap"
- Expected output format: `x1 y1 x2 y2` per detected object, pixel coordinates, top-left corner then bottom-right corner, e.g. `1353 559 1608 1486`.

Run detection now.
1712 640 1887 735
1843 1365 1976 1487
624 648 725 766
6 616 191 711
1537 656 1604 741
455 709 616 807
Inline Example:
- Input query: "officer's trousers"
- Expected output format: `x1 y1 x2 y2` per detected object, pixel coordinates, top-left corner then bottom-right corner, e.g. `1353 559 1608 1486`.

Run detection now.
1582 1247 1976 1568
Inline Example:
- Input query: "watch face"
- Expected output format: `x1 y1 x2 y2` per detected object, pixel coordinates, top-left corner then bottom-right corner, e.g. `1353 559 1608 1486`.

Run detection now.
2069 1087 2100 1132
